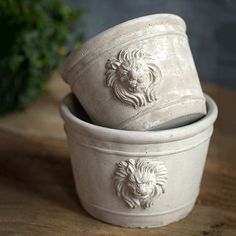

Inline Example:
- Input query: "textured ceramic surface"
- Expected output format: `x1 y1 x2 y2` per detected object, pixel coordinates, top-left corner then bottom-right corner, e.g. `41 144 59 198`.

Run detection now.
61 14 206 131
60 94 218 228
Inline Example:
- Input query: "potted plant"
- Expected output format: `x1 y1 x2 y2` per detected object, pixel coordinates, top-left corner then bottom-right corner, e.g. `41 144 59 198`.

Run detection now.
0 0 84 114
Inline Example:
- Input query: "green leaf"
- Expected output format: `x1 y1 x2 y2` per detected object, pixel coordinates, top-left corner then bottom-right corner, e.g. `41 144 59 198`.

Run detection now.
0 0 85 114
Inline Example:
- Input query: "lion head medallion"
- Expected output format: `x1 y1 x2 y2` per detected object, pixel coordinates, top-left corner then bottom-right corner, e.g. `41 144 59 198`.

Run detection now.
114 158 167 209
105 49 162 108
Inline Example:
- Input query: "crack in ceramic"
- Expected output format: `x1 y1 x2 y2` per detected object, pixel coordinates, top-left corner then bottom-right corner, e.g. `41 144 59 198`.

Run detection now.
105 49 162 108
114 158 167 209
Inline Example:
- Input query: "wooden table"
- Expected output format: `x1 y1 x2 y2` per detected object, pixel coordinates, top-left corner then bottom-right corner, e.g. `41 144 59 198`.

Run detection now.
0 72 235 235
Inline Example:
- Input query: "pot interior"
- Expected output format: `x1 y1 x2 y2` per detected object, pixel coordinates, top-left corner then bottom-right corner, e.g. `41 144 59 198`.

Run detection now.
67 94 92 123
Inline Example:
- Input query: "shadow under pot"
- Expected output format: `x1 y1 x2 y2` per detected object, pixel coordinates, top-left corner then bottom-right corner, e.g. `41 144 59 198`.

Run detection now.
60 93 218 228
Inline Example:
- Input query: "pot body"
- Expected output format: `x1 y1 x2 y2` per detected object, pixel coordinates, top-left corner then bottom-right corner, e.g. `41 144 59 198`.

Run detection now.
60 94 218 228
61 14 206 131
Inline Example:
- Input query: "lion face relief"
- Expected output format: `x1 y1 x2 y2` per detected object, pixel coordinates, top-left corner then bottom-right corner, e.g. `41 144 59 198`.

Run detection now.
105 49 162 108
114 159 167 209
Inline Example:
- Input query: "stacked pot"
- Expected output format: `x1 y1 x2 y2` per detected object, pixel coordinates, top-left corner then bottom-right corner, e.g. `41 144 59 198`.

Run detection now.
60 14 218 228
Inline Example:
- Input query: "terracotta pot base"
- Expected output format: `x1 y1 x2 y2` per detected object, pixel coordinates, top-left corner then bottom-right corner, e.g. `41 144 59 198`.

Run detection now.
81 199 196 228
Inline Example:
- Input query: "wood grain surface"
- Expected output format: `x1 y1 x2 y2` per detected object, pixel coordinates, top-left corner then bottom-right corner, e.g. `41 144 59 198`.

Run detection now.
0 72 235 235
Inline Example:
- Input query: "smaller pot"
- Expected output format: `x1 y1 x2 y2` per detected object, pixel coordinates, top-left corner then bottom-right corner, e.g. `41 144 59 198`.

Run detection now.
60 93 217 228
61 14 206 131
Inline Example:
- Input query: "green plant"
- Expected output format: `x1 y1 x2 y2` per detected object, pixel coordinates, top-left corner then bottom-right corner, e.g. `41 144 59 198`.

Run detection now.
0 0 84 114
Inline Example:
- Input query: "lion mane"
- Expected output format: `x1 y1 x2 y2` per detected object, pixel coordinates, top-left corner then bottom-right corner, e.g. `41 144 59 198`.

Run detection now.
114 159 167 209
105 49 162 108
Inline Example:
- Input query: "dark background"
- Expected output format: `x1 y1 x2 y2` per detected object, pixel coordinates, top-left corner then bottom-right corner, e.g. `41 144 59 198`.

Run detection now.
66 0 236 89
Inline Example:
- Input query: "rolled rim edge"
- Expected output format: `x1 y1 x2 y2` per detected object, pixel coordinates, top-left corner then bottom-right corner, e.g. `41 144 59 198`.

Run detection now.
60 93 218 144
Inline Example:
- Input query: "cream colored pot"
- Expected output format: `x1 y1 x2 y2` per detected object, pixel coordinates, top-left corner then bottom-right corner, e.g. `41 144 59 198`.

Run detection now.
61 14 206 131
60 94 217 228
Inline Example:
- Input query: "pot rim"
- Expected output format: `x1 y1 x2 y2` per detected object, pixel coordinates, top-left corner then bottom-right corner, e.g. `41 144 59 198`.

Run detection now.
61 13 186 84
60 94 218 144
80 13 186 49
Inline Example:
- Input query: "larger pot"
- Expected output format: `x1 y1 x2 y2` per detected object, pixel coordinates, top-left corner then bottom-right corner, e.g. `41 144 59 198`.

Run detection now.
60 94 217 228
61 14 206 131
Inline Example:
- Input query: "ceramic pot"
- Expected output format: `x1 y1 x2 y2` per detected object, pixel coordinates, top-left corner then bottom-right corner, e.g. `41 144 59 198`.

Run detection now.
60 93 217 228
61 14 206 131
